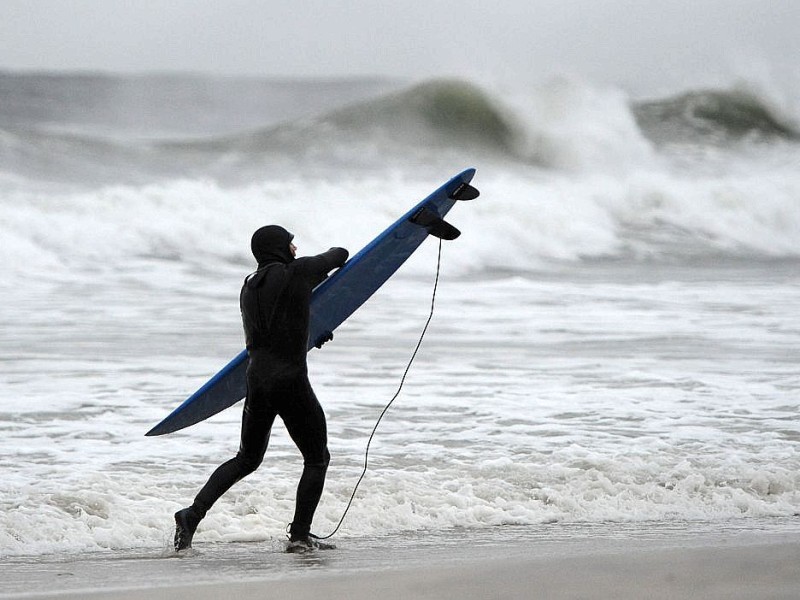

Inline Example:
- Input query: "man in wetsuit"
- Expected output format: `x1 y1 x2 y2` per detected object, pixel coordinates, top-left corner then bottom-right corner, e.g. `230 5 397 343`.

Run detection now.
174 225 348 553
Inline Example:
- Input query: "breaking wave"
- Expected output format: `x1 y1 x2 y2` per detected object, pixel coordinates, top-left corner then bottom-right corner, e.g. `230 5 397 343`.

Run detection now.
634 88 800 145
2 76 799 184
1 74 799 278
221 79 517 152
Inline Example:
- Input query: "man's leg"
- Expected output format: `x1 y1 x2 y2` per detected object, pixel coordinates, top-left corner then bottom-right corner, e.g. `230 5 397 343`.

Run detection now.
193 400 276 514
279 378 330 541
175 379 276 550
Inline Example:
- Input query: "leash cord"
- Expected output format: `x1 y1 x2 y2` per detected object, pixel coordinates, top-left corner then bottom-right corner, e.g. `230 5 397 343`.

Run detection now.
317 238 443 540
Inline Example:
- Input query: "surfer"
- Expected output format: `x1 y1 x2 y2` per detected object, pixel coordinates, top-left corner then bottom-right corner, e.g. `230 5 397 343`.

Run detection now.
174 225 348 553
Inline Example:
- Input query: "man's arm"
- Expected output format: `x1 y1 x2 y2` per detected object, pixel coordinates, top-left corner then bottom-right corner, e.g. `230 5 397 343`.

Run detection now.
316 247 349 272
300 247 349 349
295 247 349 287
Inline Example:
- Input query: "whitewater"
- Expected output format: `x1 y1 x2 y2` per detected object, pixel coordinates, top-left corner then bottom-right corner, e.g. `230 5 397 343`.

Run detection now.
0 72 798 561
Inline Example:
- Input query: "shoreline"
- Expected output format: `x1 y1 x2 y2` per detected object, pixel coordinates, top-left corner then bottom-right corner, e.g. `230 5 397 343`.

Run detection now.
3 522 799 600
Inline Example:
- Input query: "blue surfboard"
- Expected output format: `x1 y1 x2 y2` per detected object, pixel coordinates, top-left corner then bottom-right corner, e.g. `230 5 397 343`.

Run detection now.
146 168 479 436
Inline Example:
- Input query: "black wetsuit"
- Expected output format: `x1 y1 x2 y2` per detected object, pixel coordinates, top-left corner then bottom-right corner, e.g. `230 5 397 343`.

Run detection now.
190 226 348 539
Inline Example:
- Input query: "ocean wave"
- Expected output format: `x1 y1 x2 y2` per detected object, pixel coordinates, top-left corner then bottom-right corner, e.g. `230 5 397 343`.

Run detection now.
140 79 800 158
172 79 520 172
2 77 799 184
319 79 518 151
0 124 178 186
0 79 521 183
633 88 800 145
2 165 799 291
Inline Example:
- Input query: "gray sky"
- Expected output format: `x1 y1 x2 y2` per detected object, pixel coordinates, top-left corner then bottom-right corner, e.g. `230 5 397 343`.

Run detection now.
1 0 798 96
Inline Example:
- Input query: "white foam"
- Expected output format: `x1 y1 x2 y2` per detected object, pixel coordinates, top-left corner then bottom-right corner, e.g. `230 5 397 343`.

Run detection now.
2 267 799 556
3 155 800 293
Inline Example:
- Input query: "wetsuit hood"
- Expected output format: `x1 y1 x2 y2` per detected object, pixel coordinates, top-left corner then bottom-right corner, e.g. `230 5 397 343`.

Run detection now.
251 225 295 267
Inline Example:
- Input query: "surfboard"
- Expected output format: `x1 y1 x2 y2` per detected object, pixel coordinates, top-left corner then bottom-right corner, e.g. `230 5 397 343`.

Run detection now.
146 168 479 436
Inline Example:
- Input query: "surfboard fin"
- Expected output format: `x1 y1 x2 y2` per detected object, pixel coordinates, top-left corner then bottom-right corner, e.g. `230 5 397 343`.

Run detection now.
450 182 480 201
410 207 461 240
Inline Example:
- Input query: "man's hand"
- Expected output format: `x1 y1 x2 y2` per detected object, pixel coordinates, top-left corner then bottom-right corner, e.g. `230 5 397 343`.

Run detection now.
314 331 334 349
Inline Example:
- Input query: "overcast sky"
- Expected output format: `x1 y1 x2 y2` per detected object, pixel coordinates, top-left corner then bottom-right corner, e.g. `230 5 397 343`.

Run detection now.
1 0 797 96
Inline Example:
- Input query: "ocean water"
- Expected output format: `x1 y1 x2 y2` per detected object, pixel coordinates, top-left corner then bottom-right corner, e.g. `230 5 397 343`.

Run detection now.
0 72 799 560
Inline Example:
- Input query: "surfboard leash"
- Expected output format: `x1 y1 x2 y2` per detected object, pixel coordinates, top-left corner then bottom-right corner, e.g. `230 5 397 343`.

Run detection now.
317 237 444 540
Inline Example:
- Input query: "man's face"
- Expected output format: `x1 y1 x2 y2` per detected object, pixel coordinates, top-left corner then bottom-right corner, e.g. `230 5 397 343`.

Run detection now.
289 242 297 258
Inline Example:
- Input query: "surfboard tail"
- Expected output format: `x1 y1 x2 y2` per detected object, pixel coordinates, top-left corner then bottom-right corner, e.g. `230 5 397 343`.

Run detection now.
409 178 479 239
451 182 480 201
410 206 461 240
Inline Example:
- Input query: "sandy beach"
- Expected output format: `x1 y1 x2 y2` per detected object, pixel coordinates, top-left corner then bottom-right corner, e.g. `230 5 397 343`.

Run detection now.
3 525 798 600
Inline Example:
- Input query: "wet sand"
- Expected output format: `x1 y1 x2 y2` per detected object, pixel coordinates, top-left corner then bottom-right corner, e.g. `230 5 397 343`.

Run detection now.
5 530 799 600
